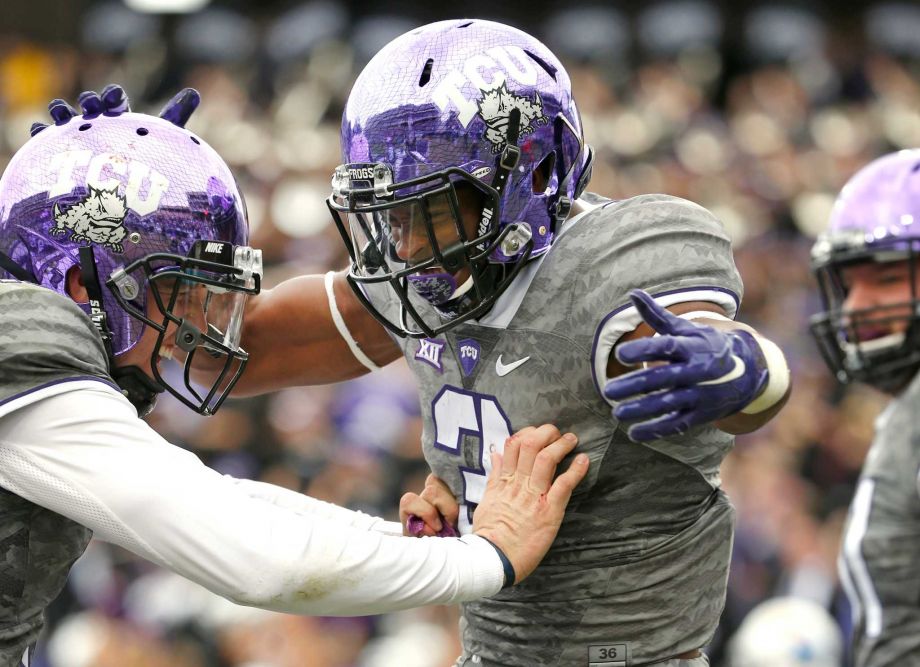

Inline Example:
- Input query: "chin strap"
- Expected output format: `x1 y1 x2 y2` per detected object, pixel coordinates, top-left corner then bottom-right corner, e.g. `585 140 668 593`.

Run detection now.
0 251 37 283
78 246 116 362
78 246 163 416
573 145 594 200
110 366 163 418
551 115 595 230
475 108 523 252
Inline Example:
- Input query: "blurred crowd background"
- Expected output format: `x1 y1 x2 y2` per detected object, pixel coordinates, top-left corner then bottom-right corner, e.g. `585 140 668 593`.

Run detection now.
3 0 920 665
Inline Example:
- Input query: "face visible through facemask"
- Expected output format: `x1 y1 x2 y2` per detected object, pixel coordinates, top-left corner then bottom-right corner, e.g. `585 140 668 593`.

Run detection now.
116 278 209 376
840 260 917 343
385 184 485 306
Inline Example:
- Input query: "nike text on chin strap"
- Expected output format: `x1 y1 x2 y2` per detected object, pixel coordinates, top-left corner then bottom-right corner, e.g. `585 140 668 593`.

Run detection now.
78 246 116 362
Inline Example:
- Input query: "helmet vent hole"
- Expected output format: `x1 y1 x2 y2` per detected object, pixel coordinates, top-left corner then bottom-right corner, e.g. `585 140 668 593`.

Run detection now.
190 136 201 145
534 152 556 194
525 50 557 81
136 128 149 136
79 123 92 131
419 58 434 87
457 21 474 28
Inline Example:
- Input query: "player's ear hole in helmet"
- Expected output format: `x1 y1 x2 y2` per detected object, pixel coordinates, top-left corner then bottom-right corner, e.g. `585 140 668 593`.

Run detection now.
0 111 262 417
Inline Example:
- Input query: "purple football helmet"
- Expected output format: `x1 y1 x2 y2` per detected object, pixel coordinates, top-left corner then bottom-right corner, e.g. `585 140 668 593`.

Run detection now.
810 149 920 393
0 110 262 415
327 19 593 337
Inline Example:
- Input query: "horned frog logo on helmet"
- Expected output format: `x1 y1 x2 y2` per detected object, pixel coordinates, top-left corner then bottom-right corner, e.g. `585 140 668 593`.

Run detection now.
52 186 129 252
476 82 548 153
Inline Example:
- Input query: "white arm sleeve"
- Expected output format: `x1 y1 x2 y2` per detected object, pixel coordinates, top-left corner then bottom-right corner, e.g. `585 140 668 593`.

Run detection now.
0 383 502 615
227 477 404 536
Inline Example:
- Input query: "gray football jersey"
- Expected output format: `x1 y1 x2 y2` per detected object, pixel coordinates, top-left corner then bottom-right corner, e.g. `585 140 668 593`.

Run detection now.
840 372 920 667
0 281 111 667
365 194 743 666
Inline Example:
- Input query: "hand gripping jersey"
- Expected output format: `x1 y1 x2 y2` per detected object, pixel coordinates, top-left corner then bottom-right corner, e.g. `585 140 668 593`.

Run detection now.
0 282 113 666
840 370 920 667
362 194 743 666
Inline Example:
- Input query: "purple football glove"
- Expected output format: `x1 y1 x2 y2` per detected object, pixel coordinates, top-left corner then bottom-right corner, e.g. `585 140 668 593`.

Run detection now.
603 289 769 442
406 512 459 538
31 84 200 137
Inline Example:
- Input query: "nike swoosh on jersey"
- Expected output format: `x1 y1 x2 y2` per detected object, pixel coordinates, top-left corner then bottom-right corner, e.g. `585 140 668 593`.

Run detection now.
495 355 531 376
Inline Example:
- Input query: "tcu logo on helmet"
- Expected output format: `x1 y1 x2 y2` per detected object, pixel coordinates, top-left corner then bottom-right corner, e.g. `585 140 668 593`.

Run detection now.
432 45 541 128
52 186 128 252
477 83 547 153
48 150 170 217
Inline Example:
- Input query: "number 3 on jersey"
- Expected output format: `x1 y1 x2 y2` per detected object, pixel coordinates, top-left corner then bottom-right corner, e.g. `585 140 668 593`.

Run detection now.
432 386 512 534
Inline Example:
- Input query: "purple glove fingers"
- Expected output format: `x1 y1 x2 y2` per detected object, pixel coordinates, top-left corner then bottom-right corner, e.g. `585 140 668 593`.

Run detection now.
604 361 697 400
628 288 699 336
614 334 691 366
613 386 700 422
627 411 695 442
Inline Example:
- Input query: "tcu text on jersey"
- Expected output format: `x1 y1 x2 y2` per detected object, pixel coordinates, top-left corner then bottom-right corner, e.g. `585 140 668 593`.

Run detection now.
460 343 478 362
48 150 169 216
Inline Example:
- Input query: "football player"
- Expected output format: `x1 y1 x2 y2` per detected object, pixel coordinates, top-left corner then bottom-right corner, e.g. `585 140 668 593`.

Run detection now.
193 20 791 666
0 87 587 667
810 148 920 666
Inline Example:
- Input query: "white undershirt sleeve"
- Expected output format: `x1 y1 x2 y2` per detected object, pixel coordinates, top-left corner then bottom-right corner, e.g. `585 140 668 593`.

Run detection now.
0 383 502 615
226 476 404 536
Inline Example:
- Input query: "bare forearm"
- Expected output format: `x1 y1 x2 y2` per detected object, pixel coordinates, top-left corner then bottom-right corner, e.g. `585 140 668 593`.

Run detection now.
233 272 401 395
714 382 791 433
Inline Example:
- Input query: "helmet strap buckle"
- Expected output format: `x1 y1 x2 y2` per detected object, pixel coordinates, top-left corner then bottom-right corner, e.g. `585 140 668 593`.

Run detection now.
490 108 523 195
499 144 521 171
553 196 572 225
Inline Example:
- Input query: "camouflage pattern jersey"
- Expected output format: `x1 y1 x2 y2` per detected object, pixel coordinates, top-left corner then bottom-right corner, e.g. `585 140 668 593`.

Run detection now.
840 369 920 667
0 281 114 667
362 193 744 666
